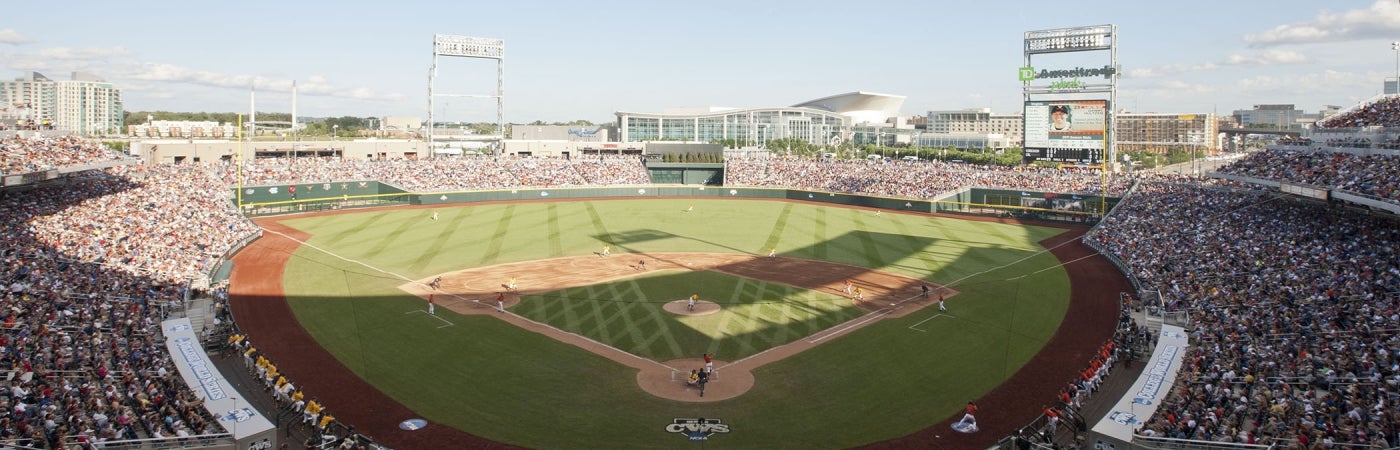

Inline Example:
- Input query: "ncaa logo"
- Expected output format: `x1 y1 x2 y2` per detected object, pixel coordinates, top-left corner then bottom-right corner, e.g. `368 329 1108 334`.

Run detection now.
1109 411 1139 425
665 418 730 442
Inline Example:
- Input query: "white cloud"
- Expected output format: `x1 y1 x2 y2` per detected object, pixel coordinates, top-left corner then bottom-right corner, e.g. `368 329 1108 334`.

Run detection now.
1245 0 1400 46
1125 62 1218 79
1233 70 1380 95
0 28 34 45
0 46 133 73
111 62 403 102
1223 49 1309 66
30 46 132 60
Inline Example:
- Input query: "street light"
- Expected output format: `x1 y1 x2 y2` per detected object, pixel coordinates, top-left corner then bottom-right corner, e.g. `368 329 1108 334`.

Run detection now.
332 124 339 141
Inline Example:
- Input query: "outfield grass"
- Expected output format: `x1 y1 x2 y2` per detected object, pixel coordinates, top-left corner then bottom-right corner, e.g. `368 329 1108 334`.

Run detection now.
278 198 1070 449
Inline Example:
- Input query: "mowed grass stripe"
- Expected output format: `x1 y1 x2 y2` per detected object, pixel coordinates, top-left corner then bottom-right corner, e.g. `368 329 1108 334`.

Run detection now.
812 206 828 260
319 210 389 248
361 212 430 260
763 203 794 254
583 202 613 248
850 212 888 268
479 204 515 265
545 203 564 257
406 210 468 273
891 217 939 275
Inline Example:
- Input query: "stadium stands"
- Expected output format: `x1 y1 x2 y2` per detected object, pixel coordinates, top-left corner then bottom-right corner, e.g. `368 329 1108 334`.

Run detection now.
1087 182 1400 447
1 135 125 176
1215 149 1400 205
1318 96 1400 128
20 131 1399 448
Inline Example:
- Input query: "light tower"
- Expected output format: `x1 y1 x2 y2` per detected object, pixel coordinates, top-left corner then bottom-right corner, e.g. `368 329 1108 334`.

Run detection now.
429 34 505 156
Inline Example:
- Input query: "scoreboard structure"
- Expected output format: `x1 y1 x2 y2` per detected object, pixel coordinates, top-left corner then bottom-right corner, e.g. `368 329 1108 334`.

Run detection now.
1020 25 1119 167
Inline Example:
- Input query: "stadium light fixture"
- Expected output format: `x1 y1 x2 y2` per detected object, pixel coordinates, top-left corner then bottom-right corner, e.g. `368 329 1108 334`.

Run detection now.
1393 41 1400 94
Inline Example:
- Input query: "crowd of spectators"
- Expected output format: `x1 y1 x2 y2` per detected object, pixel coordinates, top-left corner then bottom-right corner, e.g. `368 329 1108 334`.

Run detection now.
221 155 652 192
724 157 1146 199
1 135 126 176
1216 149 1400 205
1086 181 1400 447
1318 96 1400 128
0 161 258 447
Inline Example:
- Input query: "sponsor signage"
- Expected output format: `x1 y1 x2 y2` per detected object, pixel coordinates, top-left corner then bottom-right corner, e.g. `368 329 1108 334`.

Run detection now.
434 34 505 59
665 418 730 442
1032 65 1116 80
1090 325 1189 443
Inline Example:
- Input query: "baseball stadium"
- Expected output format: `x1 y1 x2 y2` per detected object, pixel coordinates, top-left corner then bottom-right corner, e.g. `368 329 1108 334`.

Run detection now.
3 92 1399 449
1 25 1399 450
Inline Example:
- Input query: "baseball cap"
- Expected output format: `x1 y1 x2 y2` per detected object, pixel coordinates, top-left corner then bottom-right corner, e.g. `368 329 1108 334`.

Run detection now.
1051 105 1070 114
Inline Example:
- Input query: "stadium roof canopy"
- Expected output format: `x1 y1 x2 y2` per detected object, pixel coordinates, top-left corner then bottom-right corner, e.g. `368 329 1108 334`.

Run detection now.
791 91 906 125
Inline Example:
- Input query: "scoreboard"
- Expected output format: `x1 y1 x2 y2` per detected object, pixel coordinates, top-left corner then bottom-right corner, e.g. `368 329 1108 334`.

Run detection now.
1022 148 1103 163
1022 100 1108 164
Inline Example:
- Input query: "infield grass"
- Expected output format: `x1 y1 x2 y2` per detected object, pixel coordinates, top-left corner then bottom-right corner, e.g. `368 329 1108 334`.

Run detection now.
514 270 863 361
278 198 1071 449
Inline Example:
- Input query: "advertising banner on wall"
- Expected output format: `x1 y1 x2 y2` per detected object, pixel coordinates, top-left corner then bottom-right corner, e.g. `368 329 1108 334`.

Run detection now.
1088 324 1190 448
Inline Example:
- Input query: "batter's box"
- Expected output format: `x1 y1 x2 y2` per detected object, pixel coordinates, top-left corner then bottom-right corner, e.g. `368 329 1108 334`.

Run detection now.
908 313 955 333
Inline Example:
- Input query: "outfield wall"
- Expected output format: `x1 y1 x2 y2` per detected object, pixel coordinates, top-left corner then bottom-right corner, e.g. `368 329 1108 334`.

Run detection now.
233 184 1116 223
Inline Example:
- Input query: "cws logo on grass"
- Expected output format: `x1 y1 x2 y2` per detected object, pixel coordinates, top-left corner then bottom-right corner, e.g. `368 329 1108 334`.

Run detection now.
665 418 730 442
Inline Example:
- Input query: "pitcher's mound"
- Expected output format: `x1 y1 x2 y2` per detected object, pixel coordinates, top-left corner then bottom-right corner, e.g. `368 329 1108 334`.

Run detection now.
663 299 721 316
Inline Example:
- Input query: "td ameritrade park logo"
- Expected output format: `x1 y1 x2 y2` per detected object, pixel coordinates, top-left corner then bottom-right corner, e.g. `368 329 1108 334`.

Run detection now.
666 418 730 442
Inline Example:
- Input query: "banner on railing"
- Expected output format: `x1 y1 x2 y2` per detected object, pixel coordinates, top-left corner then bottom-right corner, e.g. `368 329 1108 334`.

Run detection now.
1089 324 1189 446
162 318 278 449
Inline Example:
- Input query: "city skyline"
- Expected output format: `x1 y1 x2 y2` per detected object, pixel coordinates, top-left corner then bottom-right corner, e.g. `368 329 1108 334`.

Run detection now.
3 0 1399 124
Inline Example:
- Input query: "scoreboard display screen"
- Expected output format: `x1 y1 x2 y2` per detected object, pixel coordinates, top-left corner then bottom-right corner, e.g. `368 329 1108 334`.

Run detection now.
1023 100 1107 163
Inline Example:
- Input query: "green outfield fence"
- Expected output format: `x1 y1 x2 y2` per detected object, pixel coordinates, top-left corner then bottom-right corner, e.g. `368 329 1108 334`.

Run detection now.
231 183 1118 222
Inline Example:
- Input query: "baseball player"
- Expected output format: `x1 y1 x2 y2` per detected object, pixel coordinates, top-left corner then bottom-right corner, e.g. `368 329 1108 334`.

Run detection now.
431 211 439 221
508 277 518 292
602 245 611 256
497 292 506 313
428 294 435 315
938 294 947 312
921 283 930 298
688 294 698 311
956 401 978 428
768 247 777 257
844 279 853 295
854 287 864 303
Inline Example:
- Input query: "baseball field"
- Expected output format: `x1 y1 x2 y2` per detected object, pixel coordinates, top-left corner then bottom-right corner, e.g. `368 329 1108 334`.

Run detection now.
228 197 1123 449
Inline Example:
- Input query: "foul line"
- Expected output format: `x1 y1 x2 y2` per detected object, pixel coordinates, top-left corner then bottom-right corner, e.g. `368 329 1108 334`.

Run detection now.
804 292 924 345
263 228 482 305
909 313 955 332
404 310 456 328
478 300 682 373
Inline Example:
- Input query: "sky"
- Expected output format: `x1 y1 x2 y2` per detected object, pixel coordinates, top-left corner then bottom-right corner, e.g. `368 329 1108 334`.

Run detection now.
4 0 1400 124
